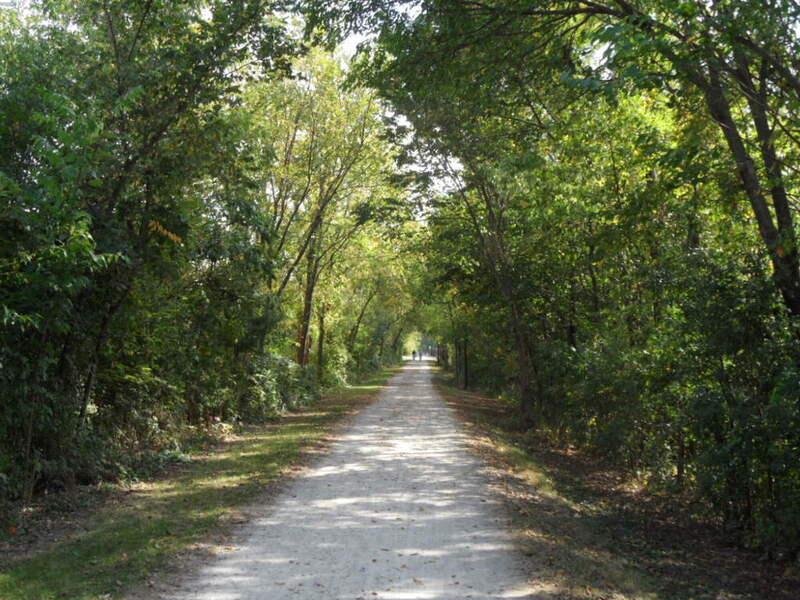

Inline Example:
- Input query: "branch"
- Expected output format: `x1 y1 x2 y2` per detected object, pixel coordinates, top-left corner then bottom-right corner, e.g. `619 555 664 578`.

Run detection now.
126 0 155 63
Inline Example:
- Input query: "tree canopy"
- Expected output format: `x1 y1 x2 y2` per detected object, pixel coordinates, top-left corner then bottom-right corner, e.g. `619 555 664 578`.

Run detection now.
2 0 800 560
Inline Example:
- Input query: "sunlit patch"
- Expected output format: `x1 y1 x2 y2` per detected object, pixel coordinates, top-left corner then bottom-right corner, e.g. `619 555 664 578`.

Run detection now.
165 365 533 600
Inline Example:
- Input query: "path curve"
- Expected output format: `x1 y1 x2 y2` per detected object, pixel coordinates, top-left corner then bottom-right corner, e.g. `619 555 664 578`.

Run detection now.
167 362 533 599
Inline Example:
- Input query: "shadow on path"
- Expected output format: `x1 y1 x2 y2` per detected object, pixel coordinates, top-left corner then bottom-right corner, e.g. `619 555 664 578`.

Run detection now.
167 362 537 600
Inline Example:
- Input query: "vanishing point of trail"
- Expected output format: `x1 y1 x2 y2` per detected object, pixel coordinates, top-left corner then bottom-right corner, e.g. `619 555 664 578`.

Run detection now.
167 362 533 599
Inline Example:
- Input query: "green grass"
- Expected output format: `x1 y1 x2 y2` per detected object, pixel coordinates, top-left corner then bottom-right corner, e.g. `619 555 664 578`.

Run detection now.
0 367 399 600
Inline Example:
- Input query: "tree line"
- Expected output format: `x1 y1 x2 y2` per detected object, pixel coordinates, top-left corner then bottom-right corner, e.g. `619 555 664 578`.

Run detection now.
3 0 800 563
0 2 415 511
300 0 800 557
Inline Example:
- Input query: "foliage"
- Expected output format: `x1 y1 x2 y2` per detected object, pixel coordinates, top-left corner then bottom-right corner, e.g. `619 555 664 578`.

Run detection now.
0 3 409 512
6 0 800 566
296 0 800 557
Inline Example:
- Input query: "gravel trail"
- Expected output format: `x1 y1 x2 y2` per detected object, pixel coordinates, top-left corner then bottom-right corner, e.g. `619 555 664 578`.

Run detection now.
167 361 534 600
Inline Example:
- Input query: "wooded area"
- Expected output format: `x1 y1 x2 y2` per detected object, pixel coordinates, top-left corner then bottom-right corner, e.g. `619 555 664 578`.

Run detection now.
2 0 800 563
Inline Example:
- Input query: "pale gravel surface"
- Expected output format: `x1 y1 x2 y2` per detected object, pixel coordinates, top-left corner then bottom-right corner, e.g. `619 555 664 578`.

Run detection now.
165 361 535 600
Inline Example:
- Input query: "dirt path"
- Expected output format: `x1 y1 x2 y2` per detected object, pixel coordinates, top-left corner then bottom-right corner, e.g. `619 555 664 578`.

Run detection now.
165 362 534 599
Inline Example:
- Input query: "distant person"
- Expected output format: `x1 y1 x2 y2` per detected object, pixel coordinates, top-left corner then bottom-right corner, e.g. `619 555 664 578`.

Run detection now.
417 349 422 361
412 350 417 361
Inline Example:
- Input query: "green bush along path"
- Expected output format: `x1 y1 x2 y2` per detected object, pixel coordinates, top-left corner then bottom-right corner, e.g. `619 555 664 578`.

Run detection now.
0 369 398 600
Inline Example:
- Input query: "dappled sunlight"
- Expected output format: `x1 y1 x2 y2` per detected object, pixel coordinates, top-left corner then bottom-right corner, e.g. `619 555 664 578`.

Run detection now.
166 364 537 599
0 390 387 597
440 387 677 599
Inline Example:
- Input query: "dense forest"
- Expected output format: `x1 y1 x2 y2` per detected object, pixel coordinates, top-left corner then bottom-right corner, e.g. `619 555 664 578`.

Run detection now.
2 0 800 562
0 0 418 517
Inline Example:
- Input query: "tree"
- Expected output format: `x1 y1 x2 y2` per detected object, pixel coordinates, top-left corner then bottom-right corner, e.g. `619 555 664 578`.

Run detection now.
295 0 800 554
303 0 800 321
0 0 299 497
243 49 396 369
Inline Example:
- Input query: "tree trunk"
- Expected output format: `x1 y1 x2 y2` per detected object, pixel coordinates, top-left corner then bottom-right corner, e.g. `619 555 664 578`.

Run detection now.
22 405 36 502
676 432 686 488
461 173 540 426
495 274 539 426
702 66 800 318
76 270 134 432
455 339 465 388
316 303 326 383
347 288 376 353
737 56 800 317
390 326 405 354
463 338 469 388
687 184 701 250
297 244 317 366
567 281 578 347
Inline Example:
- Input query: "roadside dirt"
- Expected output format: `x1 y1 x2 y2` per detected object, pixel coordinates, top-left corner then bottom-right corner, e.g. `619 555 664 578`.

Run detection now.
439 377 800 600
126 392 379 600
0 484 118 570
0 388 375 577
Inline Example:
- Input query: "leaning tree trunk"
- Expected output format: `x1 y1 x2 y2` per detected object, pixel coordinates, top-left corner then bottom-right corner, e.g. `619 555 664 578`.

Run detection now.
347 288 376 354
701 65 800 319
316 303 327 383
507 301 539 427
296 245 318 367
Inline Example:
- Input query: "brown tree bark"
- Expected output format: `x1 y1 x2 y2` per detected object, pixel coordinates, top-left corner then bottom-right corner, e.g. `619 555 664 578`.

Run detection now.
297 242 318 366
390 325 405 354
316 303 327 383
460 169 540 426
347 287 377 353
701 66 800 317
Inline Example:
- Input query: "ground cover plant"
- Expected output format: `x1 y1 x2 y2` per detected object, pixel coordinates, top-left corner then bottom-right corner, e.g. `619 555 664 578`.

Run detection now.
436 373 800 600
0 367 398 600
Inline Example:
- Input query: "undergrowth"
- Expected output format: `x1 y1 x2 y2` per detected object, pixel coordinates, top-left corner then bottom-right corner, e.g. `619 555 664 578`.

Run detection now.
0 367 398 600
435 372 799 600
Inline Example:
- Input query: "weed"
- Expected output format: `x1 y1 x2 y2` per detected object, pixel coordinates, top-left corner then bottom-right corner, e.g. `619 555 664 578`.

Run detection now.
0 367 398 600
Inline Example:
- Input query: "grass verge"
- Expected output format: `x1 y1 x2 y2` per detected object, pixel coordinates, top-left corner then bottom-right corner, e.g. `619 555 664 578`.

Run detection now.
434 371 799 600
0 366 399 600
